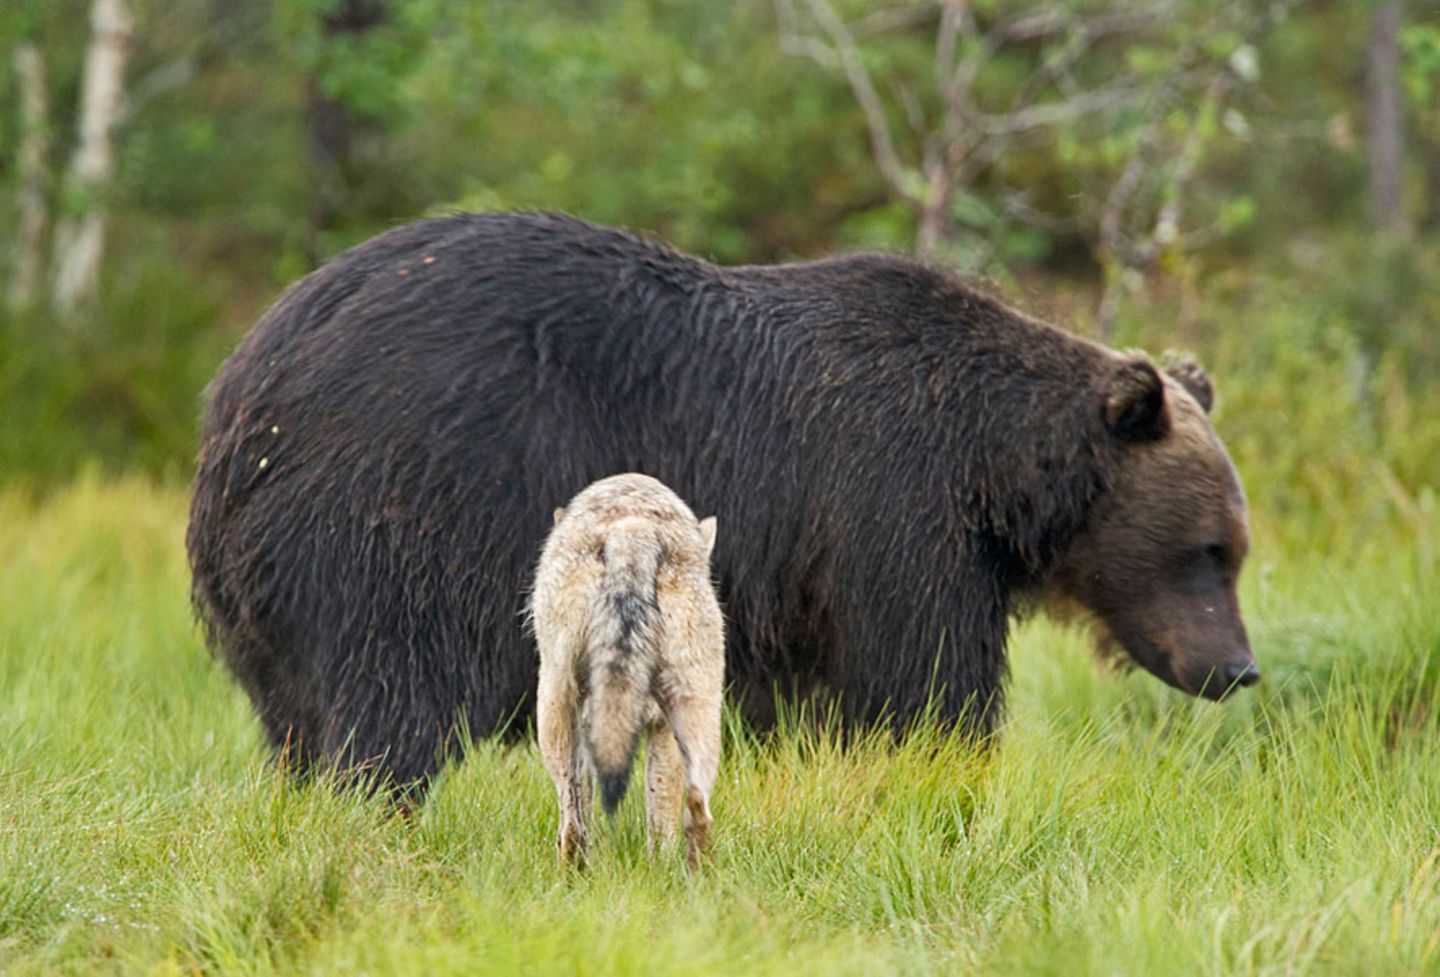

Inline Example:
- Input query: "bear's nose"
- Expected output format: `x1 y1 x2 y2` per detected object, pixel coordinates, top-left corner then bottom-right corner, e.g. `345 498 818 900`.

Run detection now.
1224 661 1261 689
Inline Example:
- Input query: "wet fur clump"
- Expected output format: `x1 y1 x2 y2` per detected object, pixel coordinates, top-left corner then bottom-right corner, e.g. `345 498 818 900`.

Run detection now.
530 474 724 869
187 211 1254 791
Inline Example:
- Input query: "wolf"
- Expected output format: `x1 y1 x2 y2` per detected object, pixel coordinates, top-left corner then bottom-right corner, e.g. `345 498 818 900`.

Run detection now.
530 473 724 869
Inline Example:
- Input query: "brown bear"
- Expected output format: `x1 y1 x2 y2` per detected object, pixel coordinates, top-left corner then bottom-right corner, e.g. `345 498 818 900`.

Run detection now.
1047 361 1256 697
186 211 1256 788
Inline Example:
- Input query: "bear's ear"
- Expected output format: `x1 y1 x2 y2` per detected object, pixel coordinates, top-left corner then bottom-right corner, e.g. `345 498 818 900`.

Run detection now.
697 516 717 558
552 507 566 525
1104 359 1169 441
1163 357 1214 413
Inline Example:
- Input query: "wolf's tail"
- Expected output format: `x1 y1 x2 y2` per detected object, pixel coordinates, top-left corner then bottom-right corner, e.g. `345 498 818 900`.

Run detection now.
585 519 663 815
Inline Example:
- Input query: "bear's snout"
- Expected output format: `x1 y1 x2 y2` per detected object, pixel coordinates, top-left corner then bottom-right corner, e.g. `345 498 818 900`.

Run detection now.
1223 660 1261 689
1190 655 1261 700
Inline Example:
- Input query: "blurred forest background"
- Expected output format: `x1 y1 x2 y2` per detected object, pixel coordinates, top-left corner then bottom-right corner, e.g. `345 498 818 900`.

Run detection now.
1 0 1437 558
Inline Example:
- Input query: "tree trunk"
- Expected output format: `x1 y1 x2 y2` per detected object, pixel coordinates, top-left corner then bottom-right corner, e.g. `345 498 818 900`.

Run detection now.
304 0 386 266
1424 134 1440 231
51 0 133 317
9 43 51 312
914 159 955 257
1366 1 1408 235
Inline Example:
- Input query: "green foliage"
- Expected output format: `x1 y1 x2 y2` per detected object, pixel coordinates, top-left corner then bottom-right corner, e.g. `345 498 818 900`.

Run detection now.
0 479 1436 974
1093 236 1440 561
0 230 229 478
1400 22 1440 108
390 0 871 262
273 0 436 124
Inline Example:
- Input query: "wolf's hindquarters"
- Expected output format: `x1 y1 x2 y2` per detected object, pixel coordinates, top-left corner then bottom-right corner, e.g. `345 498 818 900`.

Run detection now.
585 646 655 814
532 473 723 869
585 527 663 814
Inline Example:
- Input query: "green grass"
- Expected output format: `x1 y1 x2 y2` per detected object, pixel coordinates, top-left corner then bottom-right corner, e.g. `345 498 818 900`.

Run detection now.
1 475 1437 976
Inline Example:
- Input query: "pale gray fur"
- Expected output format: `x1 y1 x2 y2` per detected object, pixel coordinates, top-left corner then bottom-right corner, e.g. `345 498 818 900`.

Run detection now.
530 473 724 869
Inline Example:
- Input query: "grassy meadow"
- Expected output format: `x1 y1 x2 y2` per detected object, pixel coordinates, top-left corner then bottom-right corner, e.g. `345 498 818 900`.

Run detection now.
1 472 1436 976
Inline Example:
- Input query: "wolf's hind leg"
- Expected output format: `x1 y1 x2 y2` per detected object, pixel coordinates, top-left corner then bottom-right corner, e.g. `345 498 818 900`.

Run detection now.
644 717 684 853
537 658 587 866
660 693 722 871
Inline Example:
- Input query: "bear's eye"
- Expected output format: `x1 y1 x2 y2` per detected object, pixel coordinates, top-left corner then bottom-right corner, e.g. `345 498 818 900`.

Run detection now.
1176 544 1228 593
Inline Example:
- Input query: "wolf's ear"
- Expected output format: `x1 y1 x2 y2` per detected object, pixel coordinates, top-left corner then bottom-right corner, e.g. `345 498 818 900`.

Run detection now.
697 516 717 558
1104 358 1169 441
1163 357 1214 413
552 507 566 525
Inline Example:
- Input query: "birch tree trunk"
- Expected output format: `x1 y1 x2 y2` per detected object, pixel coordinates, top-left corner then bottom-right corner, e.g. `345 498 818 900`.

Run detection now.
51 0 133 317
9 43 50 312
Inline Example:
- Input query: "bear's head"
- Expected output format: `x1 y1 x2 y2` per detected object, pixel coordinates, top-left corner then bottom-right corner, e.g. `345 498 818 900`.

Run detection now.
1051 356 1258 700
